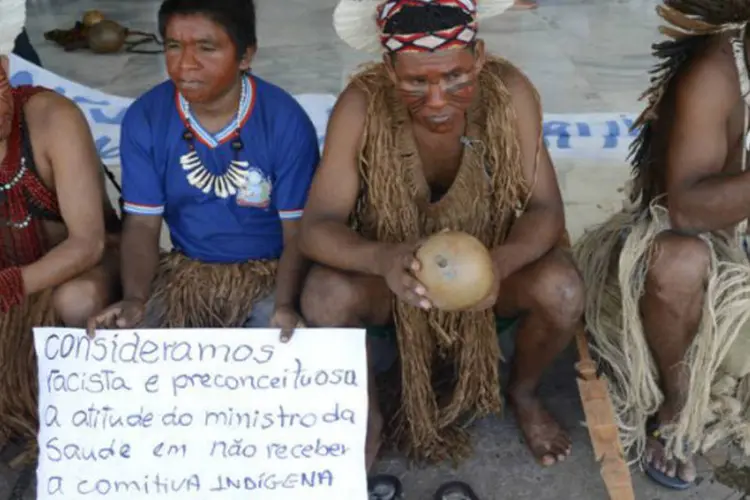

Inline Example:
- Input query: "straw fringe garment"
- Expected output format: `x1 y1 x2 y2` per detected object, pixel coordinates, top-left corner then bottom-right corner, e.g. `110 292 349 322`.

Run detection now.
335 0 544 463
140 252 277 329
350 57 537 463
573 0 750 464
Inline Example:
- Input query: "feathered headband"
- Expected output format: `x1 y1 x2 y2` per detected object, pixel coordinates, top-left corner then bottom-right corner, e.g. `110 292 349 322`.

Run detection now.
333 0 513 54
0 0 26 55
655 3 748 39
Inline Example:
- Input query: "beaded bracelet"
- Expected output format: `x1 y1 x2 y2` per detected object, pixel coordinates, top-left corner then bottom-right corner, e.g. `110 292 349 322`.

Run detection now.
0 267 24 313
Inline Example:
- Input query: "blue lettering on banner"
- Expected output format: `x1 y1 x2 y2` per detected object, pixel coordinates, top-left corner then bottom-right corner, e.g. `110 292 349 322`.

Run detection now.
9 54 645 164
95 137 119 162
544 121 572 149
604 120 620 149
9 70 33 87
89 108 127 126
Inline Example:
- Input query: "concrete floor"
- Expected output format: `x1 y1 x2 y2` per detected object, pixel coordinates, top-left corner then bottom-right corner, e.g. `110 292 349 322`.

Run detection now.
4 0 749 498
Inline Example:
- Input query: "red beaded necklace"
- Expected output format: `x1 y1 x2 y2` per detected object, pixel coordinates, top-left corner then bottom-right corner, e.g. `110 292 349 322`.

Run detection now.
0 87 59 268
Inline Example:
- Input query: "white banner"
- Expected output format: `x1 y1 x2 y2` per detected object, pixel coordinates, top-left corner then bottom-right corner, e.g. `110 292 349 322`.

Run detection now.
10 54 639 164
33 327 369 499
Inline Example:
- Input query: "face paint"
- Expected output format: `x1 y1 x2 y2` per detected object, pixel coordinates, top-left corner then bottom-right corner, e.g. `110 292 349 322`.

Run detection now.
0 65 13 141
392 49 479 133
164 14 247 105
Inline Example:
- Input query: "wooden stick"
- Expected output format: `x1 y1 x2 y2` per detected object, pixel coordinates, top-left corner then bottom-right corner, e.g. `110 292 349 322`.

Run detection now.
575 327 636 500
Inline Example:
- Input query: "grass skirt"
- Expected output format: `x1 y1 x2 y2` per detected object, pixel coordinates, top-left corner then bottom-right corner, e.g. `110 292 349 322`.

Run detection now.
0 290 58 463
573 203 750 463
141 252 277 328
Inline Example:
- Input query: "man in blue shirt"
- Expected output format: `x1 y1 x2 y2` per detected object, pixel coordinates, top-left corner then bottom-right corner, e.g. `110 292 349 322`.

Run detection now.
90 0 319 336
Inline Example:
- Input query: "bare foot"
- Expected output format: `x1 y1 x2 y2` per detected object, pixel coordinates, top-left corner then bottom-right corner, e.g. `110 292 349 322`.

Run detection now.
511 393 571 466
511 0 537 10
366 409 384 471
644 426 696 486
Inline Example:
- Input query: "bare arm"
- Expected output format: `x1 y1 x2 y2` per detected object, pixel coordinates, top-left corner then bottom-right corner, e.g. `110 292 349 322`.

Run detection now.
665 54 750 232
20 96 106 295
492 69 565 279
120 214 162 302
274 219 309 308
298 86 389 276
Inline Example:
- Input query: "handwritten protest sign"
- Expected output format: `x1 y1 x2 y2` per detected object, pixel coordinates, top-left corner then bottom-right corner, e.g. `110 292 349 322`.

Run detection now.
33 327 369 499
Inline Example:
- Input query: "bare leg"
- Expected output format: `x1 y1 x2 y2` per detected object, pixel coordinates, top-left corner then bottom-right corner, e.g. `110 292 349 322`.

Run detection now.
300 265 393 472
496 248 584 466
640 232 708 484
53 243 120 327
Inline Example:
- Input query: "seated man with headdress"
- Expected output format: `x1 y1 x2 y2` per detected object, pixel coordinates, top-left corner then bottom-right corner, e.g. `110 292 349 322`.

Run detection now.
299 0 585 478
573 0 750 491
0 0 121 460
90 0 318 334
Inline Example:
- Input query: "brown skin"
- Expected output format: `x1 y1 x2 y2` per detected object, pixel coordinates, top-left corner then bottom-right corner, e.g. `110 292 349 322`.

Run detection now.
87 15 308 338
0 56 119 327
635 34 750 484
298 43 583 469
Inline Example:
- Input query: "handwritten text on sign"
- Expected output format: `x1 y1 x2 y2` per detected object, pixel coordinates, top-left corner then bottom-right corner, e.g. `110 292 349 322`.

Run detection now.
33 327 369 499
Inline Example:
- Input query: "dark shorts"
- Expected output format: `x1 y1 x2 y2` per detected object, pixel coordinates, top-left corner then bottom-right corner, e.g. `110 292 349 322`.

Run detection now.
367 316 521 373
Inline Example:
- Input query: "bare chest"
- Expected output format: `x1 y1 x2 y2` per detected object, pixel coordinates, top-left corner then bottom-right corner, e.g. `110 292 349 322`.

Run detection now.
414 134 464 201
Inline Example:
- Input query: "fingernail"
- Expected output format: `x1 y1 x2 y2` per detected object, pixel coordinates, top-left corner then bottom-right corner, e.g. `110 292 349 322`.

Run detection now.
415 286 425 295
420 300 431 309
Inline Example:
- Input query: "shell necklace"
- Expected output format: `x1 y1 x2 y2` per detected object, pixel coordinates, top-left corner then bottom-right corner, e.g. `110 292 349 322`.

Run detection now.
178 77 250 199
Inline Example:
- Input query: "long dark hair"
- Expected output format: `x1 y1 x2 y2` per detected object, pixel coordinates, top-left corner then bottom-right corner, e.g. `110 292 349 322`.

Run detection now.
629 0 750 206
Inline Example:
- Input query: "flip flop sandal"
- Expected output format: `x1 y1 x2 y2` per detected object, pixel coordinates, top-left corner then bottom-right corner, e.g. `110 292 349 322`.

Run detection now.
433 481 480 500
643 416 693 491
368 475 403 500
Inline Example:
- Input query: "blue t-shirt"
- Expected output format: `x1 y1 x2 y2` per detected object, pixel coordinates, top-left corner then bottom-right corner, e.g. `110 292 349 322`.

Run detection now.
120 74 320 263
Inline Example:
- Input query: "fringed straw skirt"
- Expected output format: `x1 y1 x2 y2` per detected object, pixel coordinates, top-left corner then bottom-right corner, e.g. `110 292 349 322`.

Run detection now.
0 289 58 460
573 203 750 464
141 251 277 329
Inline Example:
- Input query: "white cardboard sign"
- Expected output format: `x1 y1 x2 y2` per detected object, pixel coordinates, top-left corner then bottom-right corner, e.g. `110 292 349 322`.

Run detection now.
33 327 369 499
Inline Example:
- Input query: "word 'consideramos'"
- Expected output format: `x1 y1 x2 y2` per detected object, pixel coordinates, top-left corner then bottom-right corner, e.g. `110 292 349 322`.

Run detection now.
43 332 275 365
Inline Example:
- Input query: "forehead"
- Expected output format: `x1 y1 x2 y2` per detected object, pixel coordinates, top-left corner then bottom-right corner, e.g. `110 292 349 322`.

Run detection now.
165 14 230 41
393 49 474 76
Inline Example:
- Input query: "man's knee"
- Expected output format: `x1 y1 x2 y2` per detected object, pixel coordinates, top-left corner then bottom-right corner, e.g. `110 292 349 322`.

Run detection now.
53 278 106 328
527 250 585 328
647 232 710 294
300 266 365 327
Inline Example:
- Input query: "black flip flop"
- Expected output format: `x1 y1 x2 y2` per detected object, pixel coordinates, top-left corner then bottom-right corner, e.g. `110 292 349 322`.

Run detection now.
643 417 693 490
433 481 480 500
368 474 403 500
